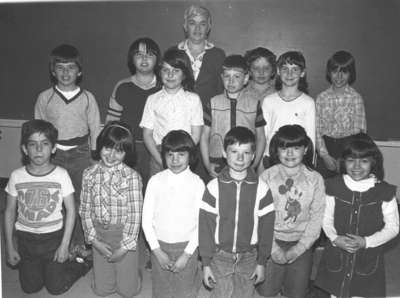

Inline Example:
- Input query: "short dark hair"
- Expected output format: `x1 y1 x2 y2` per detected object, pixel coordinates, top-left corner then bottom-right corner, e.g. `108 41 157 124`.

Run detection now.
95 121 136 168
244 47 277 78
223 126 256 152
49 44 82 84
269 125 314 170
161 130 197 168
20 120 58 165
127 37 161 75
161 47 195 92
222 55 248 73
276 51 308 93
326 50 356 85
339 133 384 180
21 119 58 147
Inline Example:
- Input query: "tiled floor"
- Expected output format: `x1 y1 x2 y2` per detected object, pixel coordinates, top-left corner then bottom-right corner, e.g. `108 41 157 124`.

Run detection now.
1 186 400 298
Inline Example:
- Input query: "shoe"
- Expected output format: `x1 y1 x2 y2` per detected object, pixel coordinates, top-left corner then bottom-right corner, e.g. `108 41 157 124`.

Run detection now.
145 260 152 271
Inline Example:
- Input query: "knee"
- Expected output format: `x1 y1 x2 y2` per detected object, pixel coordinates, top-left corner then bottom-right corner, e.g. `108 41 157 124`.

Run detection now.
117 274 142 298
45 278 71 295
92 285 115 297
21 283 43 294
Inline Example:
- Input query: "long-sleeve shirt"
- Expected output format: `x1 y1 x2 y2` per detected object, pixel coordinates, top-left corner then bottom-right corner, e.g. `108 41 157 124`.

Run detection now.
142 167 205 255
35 86 101 150
79 162 143 250
199 167 275 266
260 164 325 259
262 92 316 156
315 85 366 156
323 174 399 248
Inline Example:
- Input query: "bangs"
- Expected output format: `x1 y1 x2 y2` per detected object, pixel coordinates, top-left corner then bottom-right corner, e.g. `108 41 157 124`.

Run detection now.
102 131 133 153
134 42 158 56
277 135 308 148
343 140 376 159
331 62 352 74
278 51 305 69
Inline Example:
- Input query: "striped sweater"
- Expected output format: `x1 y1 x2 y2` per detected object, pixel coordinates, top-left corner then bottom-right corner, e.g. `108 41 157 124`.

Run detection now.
199 167 275 265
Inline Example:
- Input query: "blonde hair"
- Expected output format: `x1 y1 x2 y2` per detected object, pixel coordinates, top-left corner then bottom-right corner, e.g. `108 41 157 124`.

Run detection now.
183 5 212 29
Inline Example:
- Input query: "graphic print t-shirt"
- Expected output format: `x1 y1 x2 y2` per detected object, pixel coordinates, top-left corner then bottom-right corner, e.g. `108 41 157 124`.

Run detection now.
5 166 74 234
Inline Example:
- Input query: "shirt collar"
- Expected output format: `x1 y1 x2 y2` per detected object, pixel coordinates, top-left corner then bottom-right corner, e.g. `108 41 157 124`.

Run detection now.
165 166 192 178
218 166 258 184
161 86 185 97
177 39 214 51
343 174 376 192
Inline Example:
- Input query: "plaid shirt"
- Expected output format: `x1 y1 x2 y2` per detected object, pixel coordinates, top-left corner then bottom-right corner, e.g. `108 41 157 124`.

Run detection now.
79 162 143 250
316 85 366 155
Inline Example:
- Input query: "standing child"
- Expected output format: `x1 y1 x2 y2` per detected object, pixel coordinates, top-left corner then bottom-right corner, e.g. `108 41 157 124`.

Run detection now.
257 125 325 298
140 47 204 176
316 50 367 178
35 44 101 256
4 120 90 295
244 47 277 103
315 134 399 298
142 130 205 298
200 55 266 178
199 126 275 298
79 121 143 297
106 37 162 189
261 51 316 172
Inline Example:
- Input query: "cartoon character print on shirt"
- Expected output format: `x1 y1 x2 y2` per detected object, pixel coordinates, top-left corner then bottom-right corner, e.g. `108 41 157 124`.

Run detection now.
278 178 302 222
17 181 61 222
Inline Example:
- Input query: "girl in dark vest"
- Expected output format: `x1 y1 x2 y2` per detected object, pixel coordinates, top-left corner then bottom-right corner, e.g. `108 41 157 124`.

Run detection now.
315 133 399 297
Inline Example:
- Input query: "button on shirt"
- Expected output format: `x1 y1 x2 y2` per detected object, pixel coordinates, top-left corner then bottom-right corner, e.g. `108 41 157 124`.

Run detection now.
79 162 143 250
140 88 204 145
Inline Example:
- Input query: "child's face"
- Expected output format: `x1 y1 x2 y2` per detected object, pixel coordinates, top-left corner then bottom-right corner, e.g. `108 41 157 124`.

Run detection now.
133 43 157 75
22 132 56 168
278 63 304 88
165 151 190 174
345 157 372 181
53 62 81 89
277 145 306 169
185 14 210 43
330 69 350 89
250 57 274 85
161 62 184 93
221 68 249 96
223 142 254 175
100 146 126 168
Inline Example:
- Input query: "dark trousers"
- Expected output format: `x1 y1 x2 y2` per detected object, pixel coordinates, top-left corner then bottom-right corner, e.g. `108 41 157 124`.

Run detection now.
17 229 87 295
53 143 91 246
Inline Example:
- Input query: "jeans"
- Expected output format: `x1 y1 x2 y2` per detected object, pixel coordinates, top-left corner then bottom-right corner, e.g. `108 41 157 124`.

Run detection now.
53 143 91 246
209 248 257 298
257 241 313 298
92 223 141 298
17 229 87 295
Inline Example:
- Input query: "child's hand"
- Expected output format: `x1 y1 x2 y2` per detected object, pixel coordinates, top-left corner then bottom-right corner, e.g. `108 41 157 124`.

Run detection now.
322 154 337 171
92 239 113 259
333 235 354 252
271 247 287 264
6 246 21 266
54 242 69 263
108 247 128 263
250 264 265 285
203 266 216 288
207 163 219 178
170 252 190 273
153 248 172 270
285 247 299 264
345 234 366 253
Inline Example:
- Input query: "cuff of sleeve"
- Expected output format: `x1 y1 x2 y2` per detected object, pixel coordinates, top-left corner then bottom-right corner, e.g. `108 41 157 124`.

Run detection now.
364 236 370 249
201 256 212 266
90 150 97 160
121 239 136 251
291 242 307 258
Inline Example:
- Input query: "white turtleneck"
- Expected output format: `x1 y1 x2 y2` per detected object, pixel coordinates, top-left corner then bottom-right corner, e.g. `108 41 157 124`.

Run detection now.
142 167 205 254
